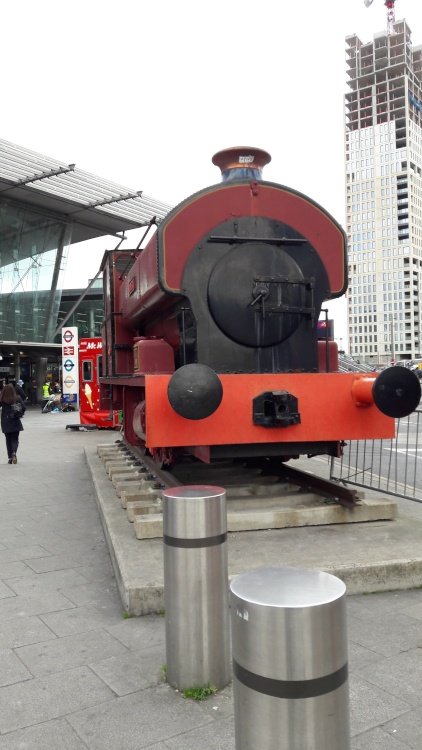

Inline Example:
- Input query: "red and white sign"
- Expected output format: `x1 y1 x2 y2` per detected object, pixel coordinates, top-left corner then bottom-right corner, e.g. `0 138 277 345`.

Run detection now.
79 339 103 354
63 346 75 356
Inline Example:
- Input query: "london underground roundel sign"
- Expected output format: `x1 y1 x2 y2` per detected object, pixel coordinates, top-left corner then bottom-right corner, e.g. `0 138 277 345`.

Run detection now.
63 330 74 343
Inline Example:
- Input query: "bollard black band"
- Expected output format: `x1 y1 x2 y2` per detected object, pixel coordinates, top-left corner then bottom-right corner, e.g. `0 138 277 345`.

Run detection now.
163 532 227 549
233 660 348 700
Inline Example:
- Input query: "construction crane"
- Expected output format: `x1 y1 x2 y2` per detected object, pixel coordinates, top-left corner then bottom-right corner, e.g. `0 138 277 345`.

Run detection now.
364 0 397 34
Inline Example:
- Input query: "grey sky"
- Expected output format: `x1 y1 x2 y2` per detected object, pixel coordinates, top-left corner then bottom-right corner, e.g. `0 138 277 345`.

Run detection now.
2 0 420 344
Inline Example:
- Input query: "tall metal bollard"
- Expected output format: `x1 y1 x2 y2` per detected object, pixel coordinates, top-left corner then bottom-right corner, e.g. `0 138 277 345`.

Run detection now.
163 485 230 690
230 566 350 750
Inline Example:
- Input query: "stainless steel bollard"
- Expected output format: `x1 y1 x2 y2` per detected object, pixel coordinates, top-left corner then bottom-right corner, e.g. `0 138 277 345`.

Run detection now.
230 566 350 750
163 485 230 690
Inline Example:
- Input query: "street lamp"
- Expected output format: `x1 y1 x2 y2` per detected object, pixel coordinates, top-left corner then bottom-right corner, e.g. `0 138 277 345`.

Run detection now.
390 314 395 365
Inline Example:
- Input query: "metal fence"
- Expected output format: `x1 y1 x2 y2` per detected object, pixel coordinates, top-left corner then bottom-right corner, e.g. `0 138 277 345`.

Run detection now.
330 408 422 502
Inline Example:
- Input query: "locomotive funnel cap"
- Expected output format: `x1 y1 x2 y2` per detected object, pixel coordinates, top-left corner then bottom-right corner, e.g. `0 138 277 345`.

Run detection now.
212 146 271 182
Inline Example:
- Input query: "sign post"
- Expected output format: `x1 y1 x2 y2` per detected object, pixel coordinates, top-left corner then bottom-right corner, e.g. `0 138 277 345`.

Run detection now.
61 327 79 410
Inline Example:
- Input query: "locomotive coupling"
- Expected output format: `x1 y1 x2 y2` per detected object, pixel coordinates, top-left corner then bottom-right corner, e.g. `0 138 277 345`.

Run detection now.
167 364 223 420
351 366 421 419
253 391 301 428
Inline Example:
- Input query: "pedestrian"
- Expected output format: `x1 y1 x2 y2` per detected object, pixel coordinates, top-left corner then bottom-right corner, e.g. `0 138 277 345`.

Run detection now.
41 380 51 412
31 379 37 405
0 383 25 464
52 381 61 394
15 379 26 401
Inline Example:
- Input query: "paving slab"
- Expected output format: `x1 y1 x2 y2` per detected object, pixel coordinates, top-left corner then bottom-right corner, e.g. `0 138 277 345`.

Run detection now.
351 727 412 749
0 718 88 750
0 648 32 687
0 666 114 734
66 686 213 750
89 646 165 695
383 709 422 749
0 615 56 650
0 592 75 622
15 628 129 676
39 600 124 637
358 649 422 707
349 673 410 736
163 717 236 749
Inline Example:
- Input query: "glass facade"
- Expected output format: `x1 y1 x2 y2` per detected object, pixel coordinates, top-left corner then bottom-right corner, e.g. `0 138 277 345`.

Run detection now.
54 285 104 342
0 199 71 342
0 137 172 397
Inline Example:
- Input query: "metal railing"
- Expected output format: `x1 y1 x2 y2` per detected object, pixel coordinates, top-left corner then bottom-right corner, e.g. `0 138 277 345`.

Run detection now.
338 353 374 374
330 409 422 502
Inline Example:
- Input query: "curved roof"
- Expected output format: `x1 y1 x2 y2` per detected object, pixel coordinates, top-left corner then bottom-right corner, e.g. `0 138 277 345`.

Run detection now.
0 138 172 243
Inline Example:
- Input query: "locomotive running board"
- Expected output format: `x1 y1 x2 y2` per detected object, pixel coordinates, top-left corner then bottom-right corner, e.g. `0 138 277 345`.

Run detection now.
277 464 359 509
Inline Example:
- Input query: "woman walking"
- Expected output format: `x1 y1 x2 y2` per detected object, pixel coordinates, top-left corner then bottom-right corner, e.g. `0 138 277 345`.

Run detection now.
0 384 25 464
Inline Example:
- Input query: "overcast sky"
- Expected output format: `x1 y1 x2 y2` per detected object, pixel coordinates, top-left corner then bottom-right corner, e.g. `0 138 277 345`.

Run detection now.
2 0 421 344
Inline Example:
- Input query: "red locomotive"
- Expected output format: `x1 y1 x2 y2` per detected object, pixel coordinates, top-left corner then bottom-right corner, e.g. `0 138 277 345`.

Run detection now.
100 147 420 466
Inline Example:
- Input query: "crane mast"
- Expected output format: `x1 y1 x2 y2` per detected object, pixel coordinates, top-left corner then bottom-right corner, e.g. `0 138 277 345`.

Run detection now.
364 0 397 35
385 0 396 34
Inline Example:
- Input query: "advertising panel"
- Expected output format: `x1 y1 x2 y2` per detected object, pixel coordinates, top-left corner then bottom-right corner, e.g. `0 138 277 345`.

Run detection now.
79 337 102 413
61 327 79 407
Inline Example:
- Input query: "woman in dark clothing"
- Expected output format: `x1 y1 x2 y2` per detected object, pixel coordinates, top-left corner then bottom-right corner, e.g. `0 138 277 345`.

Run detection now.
0 384 25 464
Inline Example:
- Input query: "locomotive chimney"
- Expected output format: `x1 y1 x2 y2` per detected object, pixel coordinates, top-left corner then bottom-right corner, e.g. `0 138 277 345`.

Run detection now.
212 146 271 182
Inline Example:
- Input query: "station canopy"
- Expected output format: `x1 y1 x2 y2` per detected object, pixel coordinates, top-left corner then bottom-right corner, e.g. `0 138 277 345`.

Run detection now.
0 138 172 346
0 137 171 254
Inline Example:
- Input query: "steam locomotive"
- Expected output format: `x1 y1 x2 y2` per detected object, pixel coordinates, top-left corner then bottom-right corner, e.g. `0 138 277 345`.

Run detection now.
100 147 420 466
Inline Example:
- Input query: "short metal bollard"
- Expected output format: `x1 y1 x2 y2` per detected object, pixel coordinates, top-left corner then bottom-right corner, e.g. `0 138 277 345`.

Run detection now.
230 566 350 750
163 485 230 691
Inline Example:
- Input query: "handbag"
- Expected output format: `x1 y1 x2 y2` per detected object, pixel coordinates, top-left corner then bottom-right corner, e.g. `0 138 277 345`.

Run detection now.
11 401 24 418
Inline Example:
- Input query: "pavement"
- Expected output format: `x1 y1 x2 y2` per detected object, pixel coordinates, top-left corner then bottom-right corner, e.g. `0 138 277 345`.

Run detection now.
1 408 422 747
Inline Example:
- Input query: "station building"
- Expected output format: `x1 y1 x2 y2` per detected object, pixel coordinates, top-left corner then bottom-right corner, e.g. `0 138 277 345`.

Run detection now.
0 138 170 396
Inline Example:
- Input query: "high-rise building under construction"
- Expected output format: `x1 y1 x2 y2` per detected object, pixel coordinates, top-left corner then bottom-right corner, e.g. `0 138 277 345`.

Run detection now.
345 18 422 363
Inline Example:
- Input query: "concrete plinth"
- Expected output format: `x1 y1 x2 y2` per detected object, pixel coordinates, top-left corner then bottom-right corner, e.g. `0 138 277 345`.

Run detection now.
85 445 422 616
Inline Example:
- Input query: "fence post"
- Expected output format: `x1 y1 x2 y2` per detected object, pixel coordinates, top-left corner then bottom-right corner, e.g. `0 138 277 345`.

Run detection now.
163 485 230 690
230 566 350 750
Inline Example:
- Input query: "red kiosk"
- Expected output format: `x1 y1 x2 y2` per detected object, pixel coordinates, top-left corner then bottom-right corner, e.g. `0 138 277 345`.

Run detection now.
78 337 120 429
